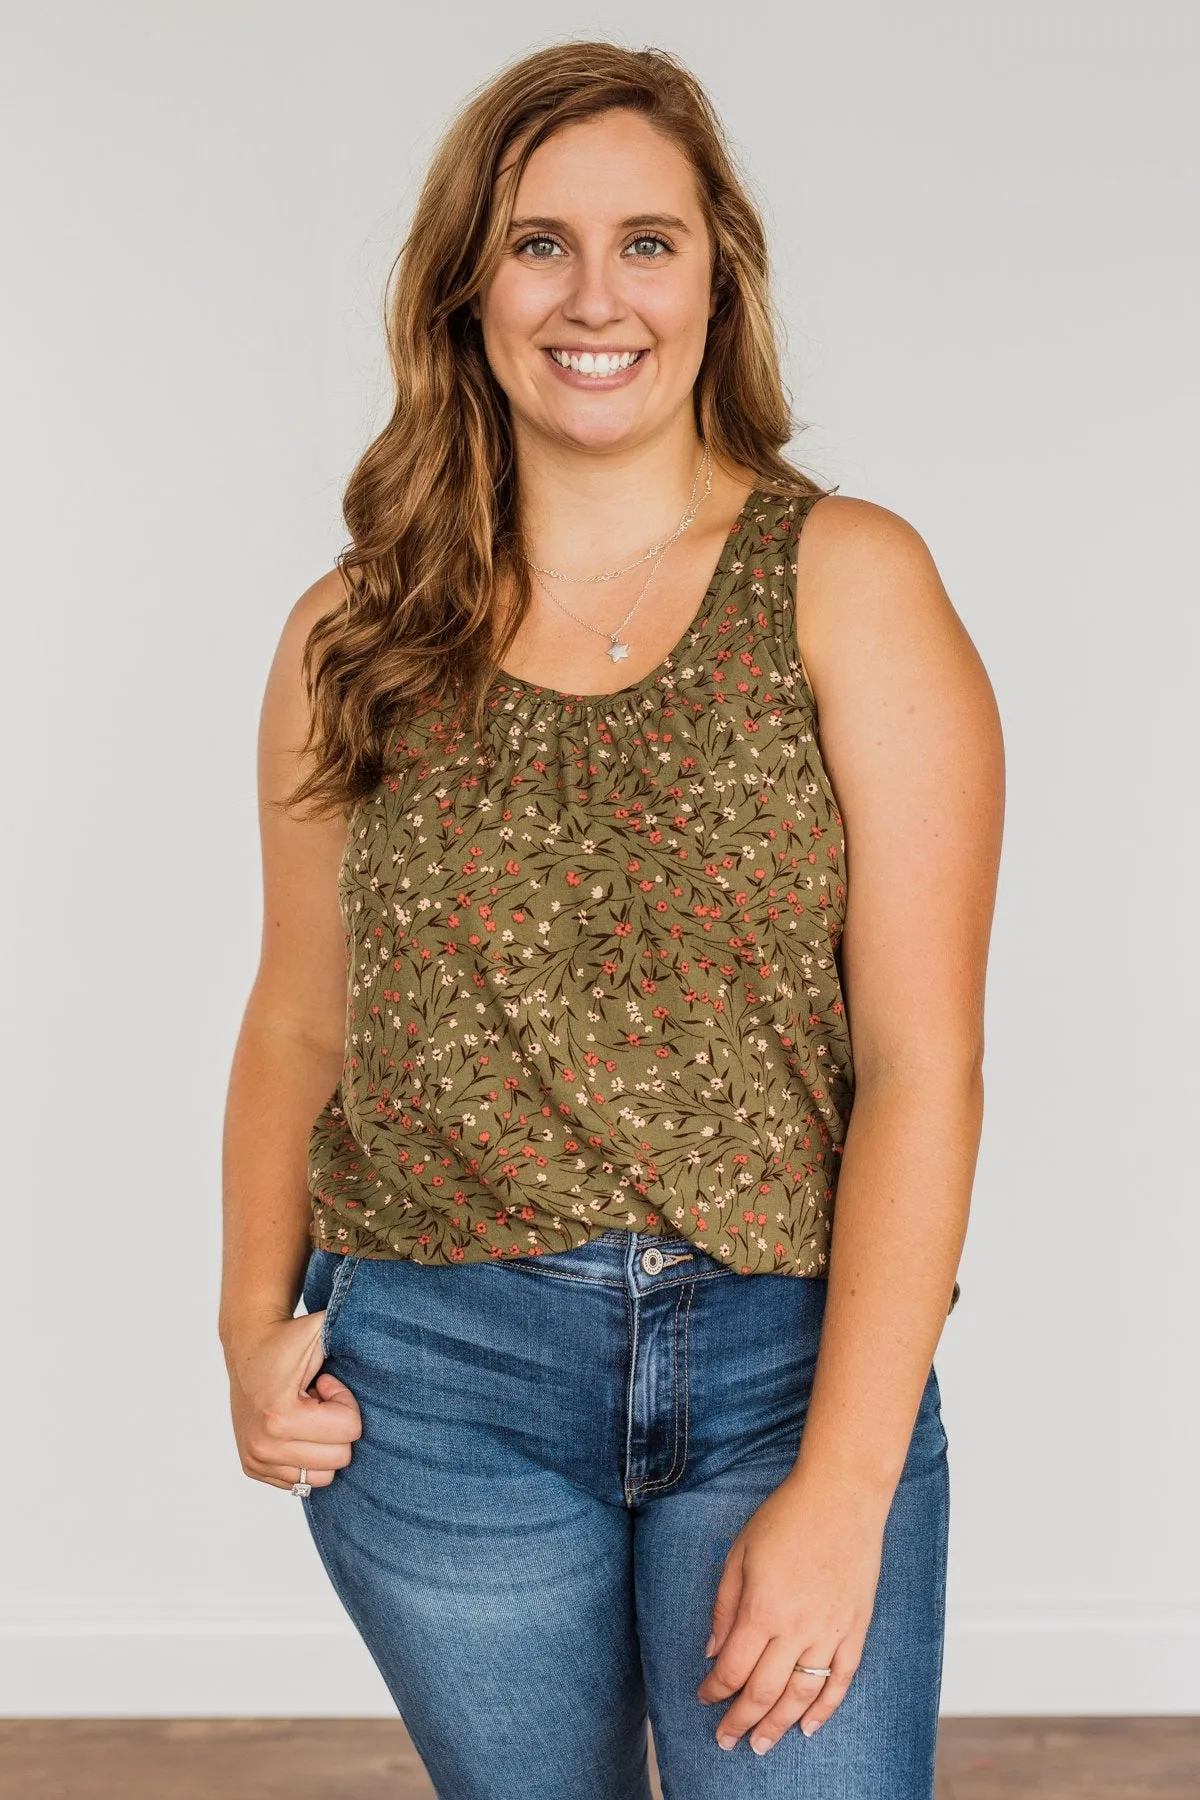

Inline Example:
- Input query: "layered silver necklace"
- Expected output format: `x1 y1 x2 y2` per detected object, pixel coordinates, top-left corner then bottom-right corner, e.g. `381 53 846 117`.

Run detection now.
521 445 713 664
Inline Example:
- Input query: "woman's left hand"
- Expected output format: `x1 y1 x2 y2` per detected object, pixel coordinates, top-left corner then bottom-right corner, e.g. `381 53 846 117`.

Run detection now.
696 1465 892 1755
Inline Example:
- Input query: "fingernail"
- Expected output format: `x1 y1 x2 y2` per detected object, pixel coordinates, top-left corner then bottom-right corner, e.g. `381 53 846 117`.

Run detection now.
750 1735 772 1755
704 1632 716 1657
801 1719 821 1737
716 1734 736 1751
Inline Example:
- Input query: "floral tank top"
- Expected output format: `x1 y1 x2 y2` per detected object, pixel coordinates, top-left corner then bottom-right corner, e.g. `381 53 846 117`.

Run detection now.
307 484 960 1310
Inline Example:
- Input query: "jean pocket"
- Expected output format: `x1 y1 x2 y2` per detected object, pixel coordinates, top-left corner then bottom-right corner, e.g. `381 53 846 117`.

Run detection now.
300 1245 331 1316
321 1253 363 1359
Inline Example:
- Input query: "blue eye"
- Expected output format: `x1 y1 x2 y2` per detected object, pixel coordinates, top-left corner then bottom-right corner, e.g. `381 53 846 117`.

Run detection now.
512 232 674 260
514 236 563 259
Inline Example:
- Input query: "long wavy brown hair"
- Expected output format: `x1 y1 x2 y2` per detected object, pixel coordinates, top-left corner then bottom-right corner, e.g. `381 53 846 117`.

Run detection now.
283 39 836 821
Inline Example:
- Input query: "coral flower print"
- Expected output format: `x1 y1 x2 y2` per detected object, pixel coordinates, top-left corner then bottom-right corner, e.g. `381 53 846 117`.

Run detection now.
307 488 958 1309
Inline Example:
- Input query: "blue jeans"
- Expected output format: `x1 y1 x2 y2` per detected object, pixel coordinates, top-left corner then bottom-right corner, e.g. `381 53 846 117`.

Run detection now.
300 1230 950 1799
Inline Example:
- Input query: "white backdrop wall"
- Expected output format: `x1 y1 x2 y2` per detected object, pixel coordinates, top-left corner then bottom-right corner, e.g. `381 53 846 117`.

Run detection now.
2 0 1196 1717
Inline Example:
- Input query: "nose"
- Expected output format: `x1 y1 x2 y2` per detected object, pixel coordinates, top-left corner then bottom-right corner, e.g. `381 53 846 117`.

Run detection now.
561 252 626 330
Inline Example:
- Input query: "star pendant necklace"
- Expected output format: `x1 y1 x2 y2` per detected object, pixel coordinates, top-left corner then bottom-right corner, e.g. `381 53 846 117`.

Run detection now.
523 446 713 665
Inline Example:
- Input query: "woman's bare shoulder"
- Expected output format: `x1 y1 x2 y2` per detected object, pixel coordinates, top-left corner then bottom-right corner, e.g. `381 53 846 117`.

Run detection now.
258 567 354 809
288 565 354 635
793 493 972 692
262 567 354 723
797 492 938 587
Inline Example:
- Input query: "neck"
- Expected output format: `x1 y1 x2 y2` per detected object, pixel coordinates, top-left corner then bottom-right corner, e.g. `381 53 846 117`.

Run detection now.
513 423 711 572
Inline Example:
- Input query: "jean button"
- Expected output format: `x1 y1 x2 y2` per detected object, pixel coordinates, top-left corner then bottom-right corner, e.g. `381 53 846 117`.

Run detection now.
641 1246 664 1275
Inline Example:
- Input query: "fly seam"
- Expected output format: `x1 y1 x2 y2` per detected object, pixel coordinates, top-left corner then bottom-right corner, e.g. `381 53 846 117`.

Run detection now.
622 1284 638 1507
638 1279 694 1491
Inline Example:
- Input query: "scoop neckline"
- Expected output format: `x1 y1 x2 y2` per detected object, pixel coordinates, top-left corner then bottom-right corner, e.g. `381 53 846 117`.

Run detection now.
489 482 768 709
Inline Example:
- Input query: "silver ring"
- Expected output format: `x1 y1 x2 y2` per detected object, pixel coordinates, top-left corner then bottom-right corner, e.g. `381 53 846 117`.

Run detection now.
291 1467 312 1498
794 1663 832 1678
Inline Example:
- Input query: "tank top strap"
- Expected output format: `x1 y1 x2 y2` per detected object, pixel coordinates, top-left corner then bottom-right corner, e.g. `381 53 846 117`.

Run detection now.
739 484 838 717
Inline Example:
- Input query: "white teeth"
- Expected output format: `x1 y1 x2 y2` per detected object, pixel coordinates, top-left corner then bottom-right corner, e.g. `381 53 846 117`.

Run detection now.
549 349 642 375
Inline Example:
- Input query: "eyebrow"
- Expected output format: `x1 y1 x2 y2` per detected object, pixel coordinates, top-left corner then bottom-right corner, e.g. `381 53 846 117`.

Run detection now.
507 213 693 233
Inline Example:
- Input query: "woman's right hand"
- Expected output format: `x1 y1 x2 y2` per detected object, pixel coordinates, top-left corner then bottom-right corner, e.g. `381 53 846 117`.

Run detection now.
223 1309 362 1493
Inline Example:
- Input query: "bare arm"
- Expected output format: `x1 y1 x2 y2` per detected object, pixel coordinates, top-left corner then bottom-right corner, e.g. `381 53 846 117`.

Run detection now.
218 569 354 1347
788 495 1004 1501
696 495 1004 1749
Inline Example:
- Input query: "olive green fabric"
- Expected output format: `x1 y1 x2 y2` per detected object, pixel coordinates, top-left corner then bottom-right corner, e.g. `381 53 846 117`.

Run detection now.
308 485 960 1310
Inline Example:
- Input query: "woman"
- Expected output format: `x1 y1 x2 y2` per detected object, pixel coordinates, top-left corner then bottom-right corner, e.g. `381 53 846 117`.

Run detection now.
219 40 1004 1800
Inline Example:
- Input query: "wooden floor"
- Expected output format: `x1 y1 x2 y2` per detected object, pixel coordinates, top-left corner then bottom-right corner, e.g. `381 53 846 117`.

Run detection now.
0 1717 1196 1797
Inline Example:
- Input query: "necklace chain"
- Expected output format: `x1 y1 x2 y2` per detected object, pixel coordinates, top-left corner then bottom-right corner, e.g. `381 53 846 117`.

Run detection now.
522 445 712 584
522 447 713 664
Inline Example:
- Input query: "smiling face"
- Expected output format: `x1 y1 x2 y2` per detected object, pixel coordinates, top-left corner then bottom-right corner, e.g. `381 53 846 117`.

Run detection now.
475 108 717 458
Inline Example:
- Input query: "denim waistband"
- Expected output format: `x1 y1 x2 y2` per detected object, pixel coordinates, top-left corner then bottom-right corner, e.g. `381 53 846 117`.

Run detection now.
520 1226 739 1292
593 1228 693 1246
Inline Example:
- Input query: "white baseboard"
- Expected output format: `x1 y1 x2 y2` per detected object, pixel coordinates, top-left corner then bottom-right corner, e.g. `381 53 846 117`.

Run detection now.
939 1603 1200 1714
2 1607 1197 1716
